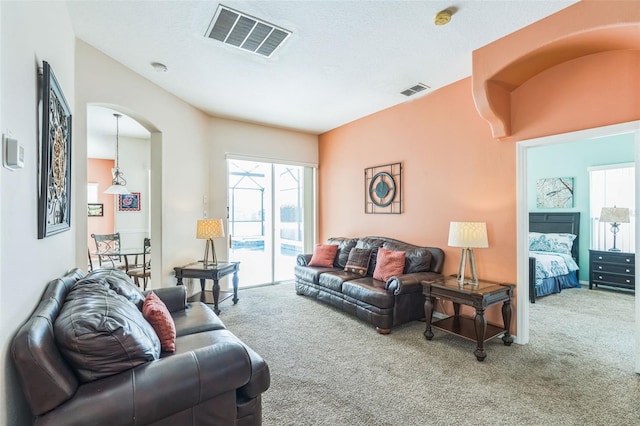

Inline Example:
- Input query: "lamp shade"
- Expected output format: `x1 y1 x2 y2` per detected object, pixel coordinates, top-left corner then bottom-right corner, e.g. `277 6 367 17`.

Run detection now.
196 218 225 239
104 182 130 194
448 222 488 248
599 207 630 224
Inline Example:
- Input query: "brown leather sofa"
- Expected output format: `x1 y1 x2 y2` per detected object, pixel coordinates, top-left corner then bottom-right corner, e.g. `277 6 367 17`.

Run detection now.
12 268 270 426
295 236 445 333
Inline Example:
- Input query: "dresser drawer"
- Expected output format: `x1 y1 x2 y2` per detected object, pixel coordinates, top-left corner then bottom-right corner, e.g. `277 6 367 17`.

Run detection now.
591 263 634 275
591 252 634 265
591 272 634 287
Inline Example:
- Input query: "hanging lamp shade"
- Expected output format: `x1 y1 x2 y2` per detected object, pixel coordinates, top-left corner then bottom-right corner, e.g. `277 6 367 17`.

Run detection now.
104 113 130 194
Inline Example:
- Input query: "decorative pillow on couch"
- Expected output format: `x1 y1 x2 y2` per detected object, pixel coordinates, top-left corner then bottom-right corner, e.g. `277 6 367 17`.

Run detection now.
54 279 161 383
529 232 576 255
308 243 339 267
373 247 406 281
81 268 146 309
344 248 373 276
143 291 177 352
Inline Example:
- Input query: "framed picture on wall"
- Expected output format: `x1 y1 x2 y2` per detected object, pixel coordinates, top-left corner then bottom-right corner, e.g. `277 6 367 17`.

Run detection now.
37 61 72 239
536 177 574 208
87 203 103 217
119 192 141 211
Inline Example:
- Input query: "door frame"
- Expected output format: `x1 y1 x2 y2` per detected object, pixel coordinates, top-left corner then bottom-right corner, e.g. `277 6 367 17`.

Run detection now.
515 120 640 373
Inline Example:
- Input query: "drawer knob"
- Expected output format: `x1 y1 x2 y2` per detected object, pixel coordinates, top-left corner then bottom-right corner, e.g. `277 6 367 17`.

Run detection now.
598 266 603 270
598 276 603 279
627 279 631 283
626 269 630 273
598 256 603 260
626 259 631 262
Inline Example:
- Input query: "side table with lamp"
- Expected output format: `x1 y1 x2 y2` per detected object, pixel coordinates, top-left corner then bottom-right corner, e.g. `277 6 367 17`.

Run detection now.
589 207 634 291
422 222 514 361
174 218 240 315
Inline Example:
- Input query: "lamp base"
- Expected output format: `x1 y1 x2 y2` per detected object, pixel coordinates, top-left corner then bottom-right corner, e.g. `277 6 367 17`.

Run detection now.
203 239 218 268
456 247 479 287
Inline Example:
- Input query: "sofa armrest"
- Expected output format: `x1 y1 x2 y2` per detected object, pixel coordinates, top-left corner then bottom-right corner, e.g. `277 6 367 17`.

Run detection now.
297 254 312 266
386 272 443 295
143 286 187 313
35 341 252 426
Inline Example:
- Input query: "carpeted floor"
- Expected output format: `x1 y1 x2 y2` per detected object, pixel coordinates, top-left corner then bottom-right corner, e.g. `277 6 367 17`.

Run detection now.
220 282 639 426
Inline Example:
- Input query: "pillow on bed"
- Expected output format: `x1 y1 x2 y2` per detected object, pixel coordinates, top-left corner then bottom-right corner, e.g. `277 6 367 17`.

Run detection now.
529 232 576 255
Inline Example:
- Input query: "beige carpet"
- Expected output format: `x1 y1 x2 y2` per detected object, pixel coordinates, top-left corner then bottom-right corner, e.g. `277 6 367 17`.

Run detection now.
220 282 639 426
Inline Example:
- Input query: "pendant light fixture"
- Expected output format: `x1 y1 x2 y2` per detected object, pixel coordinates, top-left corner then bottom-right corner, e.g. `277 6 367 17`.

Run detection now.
104 113 130 194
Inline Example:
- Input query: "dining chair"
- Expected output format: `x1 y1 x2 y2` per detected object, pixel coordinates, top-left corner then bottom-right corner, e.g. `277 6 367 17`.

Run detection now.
90 233 127 270
87 248 94 272
126 238 151 290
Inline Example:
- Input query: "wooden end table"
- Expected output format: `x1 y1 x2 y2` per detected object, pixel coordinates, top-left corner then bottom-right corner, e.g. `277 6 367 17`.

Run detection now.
174 261 239 315
422 277 514 361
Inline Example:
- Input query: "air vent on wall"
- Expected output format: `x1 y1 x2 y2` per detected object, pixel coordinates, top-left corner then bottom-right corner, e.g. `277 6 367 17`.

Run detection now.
400 83 430 97
205 5 291 57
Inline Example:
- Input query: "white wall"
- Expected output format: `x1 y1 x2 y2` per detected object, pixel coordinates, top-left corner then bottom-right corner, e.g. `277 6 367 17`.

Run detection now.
75 39 212 287
1 2 76 425
115 135 151 249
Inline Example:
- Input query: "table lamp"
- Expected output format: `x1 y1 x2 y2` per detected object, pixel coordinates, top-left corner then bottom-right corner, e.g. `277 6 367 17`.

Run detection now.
196 218 225 268
599 207 630 252
448 222 489 286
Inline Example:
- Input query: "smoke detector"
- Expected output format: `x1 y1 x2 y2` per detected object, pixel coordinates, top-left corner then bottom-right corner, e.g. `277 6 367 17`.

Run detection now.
435 9 453 26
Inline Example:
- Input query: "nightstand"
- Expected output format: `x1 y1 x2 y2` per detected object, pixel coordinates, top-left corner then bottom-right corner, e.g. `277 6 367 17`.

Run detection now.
589 249 635 291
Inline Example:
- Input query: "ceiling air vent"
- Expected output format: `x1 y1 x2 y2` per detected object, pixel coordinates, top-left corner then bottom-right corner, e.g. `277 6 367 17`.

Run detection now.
205 5 291 57
400 83 430 97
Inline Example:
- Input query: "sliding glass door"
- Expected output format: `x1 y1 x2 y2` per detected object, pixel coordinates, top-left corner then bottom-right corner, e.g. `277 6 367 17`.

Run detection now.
228 158 314 286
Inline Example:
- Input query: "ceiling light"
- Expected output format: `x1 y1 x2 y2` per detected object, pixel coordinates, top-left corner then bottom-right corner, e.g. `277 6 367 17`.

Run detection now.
151 62 168 72
104 113 130 195
435 9 453 26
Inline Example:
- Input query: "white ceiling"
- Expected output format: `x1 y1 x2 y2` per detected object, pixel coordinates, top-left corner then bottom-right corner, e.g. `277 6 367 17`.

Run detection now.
70 0 579 141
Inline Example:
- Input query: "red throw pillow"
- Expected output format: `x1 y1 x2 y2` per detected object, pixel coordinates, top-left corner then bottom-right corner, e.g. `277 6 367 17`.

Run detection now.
308 243 339 267
373 247 406 282
142 292 176 352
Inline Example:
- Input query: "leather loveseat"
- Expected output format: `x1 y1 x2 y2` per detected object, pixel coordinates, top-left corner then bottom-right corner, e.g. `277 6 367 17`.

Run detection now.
12 268 270 426
295 236 444 334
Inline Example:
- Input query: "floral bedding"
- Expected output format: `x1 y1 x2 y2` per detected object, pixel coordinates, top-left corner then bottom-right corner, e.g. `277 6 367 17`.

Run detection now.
530 250 579 286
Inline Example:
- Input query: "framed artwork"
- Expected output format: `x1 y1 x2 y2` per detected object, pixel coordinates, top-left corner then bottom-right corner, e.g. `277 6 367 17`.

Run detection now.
38 61 72 239
536 177 574 208
364 162 402 214
87 203 104 217
119 192 141 211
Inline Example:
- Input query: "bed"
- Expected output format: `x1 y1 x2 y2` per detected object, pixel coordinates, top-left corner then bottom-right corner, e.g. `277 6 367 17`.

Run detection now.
529 212 581 303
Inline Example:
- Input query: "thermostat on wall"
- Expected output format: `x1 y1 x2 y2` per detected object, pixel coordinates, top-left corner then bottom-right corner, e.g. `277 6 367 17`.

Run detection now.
3 135 24 170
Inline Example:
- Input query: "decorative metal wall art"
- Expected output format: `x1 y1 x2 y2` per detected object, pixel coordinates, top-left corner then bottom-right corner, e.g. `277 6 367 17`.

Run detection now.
364 162 402 214
38 61 72 239
536 177 574 208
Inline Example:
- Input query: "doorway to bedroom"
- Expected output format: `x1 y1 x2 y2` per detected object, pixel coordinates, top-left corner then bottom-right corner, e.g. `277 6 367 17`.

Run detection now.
517 120 640 373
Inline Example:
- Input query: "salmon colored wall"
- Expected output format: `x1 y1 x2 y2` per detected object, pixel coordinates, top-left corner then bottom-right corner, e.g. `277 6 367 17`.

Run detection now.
319 2 640 329
509 50 640 140
87 158 115 251
319 79 514 320
473 0 640 139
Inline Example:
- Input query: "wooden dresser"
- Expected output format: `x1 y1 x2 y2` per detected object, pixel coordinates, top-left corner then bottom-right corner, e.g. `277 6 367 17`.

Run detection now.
589 249 635 291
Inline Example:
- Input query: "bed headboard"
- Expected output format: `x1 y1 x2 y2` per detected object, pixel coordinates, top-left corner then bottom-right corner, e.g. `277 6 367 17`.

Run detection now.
529 212 581 264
